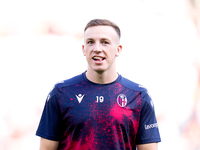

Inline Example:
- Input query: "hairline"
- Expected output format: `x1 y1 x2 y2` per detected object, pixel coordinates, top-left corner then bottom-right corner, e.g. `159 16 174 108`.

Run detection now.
84 26 120 44
84 19 121 39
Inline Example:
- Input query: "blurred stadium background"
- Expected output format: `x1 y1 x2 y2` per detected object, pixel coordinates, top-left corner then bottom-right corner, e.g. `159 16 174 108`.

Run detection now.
0 0 200 149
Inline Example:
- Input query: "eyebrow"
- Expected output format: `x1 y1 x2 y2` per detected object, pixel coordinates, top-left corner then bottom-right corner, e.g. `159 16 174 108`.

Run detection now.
100 38 110 41
86 38 94 41
85 38 111 41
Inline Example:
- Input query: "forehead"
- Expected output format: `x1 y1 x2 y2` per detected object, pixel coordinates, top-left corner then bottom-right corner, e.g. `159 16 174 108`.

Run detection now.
84 26 119 41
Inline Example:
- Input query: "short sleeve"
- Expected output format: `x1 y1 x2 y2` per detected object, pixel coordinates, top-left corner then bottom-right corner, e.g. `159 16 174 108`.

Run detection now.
36 88 61 141
136 92 161 144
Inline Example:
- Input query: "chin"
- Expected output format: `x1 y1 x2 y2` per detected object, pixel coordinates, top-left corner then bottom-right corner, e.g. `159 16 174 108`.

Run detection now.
89 64 109 73
95 70 105 74
93 67 107 73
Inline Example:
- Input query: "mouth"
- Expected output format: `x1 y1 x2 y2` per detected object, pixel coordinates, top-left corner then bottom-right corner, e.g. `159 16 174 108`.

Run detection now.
93 56 105 62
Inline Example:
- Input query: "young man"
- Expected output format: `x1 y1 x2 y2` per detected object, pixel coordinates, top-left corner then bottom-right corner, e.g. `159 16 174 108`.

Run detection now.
36 19 161 150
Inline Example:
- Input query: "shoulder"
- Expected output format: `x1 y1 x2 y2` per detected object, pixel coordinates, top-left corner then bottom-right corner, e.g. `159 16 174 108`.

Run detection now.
119 76 153 109
119 76 148 96
47 73 84 101
57 73 84 88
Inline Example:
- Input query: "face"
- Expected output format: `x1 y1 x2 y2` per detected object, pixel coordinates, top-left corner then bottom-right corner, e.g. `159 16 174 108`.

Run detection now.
82 26 122 74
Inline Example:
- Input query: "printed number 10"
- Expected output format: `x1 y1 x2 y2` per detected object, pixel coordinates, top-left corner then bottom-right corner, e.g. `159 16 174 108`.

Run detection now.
96 96 104 103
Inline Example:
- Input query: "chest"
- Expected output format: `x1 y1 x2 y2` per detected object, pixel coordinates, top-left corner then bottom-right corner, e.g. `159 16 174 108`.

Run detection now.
57 84 142 128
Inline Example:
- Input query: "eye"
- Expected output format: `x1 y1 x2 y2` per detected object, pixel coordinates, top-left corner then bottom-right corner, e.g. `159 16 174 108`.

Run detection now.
102 41 109 45
87 40 94 44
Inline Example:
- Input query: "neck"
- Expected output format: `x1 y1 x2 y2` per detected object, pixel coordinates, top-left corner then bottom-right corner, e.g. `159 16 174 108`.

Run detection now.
85 69 118 84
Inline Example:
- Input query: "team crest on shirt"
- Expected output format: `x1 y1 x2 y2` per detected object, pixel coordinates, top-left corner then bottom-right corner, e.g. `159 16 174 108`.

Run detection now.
117 94 127 107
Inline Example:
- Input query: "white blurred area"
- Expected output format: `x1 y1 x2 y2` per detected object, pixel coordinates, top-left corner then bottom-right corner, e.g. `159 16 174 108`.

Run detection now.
0 0 200 149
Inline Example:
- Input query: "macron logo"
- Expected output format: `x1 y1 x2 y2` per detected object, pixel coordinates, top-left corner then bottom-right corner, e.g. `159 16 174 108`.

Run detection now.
76 94 84 103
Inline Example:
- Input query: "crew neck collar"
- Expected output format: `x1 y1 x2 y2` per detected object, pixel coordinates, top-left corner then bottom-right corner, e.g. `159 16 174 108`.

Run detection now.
82 71 121 85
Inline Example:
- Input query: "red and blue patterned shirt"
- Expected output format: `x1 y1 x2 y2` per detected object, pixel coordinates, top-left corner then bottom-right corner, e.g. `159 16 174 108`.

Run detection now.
36 72 161 150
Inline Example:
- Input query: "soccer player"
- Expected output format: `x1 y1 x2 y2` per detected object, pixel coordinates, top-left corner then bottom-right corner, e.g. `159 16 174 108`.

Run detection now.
36 19 161 150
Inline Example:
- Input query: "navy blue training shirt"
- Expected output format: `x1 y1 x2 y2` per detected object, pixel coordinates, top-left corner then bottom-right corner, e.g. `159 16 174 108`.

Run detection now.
36 72 161 150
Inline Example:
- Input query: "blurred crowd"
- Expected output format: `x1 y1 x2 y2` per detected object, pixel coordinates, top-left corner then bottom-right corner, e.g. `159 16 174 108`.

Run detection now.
0 0 200 150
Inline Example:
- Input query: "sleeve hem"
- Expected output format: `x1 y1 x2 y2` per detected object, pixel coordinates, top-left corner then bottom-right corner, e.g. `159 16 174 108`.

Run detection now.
136 138 161 145
36 131 59 141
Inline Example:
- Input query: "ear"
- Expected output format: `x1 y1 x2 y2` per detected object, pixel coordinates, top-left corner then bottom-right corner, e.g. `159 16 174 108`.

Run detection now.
82 45 86 56
115 45 122 57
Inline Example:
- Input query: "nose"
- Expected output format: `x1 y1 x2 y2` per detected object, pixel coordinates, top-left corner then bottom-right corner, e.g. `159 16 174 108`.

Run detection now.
93 43 102 53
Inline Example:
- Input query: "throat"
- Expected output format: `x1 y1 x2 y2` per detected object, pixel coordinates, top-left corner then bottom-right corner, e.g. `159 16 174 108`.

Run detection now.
85 71 118 84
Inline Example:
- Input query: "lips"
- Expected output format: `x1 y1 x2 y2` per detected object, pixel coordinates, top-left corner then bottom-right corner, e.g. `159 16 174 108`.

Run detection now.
93 56 105 61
